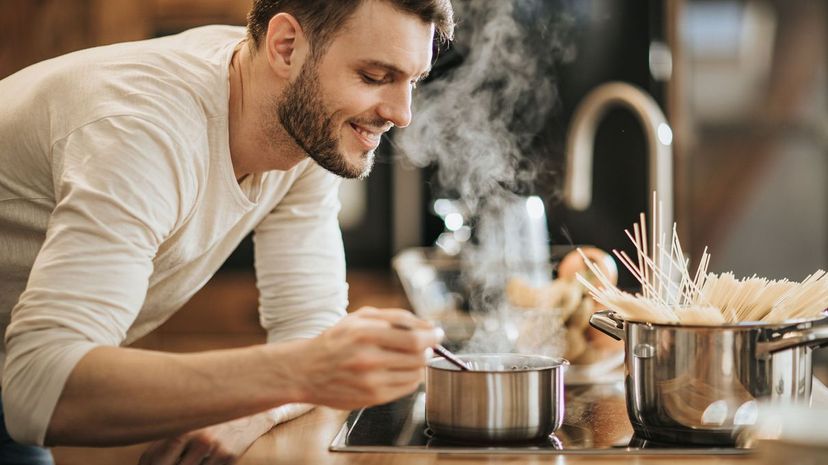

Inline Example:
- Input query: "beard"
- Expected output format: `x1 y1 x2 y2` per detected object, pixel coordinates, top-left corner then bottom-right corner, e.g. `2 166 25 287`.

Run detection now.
274 59 375 180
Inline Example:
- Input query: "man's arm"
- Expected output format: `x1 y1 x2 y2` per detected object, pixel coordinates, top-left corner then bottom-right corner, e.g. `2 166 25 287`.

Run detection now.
46 307 438 446
2 115 195 445
2 117 440 447
47 341 304 445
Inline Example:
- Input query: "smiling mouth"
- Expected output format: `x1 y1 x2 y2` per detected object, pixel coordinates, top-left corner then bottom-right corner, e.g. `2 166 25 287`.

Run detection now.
349 122 383 149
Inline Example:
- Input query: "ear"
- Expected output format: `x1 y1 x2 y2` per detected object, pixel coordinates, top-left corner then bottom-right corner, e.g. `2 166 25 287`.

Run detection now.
264 13 308 78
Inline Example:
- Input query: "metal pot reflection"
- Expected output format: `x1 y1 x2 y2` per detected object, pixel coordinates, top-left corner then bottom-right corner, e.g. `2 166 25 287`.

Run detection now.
424 427 564 449
426 353 568 443
590 310 828 445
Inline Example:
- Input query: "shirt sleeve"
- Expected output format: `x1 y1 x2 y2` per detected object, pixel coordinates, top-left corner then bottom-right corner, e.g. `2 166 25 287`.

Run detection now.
254 162 348 343
2 116 192 445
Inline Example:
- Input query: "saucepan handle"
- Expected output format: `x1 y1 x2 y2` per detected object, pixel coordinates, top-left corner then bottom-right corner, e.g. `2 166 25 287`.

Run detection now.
589 310 626 341
756 317 828 357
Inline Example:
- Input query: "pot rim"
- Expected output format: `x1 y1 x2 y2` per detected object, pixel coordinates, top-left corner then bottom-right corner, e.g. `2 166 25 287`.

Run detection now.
610 311 828 330
427 353 569 373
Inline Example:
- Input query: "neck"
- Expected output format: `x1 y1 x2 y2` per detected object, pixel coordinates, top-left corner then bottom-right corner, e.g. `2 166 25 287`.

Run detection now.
228 41 307 181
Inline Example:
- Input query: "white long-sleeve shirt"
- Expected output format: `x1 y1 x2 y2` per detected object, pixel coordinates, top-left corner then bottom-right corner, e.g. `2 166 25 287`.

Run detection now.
0 26 348 445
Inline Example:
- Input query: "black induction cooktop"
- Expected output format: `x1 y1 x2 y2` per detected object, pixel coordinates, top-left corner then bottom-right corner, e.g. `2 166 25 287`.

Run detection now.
330 382 752 455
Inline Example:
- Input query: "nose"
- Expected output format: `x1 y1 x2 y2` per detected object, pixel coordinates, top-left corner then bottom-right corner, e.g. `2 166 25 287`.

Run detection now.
377 84 413 128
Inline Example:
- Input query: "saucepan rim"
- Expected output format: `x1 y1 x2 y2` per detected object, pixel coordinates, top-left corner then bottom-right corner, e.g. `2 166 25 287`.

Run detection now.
427 353 569 373
607 310 828 330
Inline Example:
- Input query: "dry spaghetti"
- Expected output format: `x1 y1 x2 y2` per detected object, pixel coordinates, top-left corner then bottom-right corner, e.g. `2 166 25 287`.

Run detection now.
576 196 828 325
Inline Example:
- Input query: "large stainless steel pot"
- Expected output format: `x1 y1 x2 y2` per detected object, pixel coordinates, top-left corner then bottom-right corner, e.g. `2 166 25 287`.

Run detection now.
590 310 828 445
425 354 568 443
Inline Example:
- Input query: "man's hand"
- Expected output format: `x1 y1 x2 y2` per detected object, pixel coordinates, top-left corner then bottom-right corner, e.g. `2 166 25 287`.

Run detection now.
290 307 442 410
138 412 271 465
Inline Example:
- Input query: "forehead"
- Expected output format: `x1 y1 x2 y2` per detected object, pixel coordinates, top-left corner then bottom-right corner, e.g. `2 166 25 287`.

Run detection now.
322 0 434 75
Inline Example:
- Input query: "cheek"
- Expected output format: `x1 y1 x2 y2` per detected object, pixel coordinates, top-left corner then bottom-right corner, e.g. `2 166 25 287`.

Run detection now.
328 84 380 119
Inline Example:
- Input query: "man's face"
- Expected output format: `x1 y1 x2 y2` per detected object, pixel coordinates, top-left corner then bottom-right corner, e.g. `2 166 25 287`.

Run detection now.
276 0 434 179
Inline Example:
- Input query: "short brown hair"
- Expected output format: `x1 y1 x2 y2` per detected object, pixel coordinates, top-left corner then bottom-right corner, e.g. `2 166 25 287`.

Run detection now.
247 0 454 57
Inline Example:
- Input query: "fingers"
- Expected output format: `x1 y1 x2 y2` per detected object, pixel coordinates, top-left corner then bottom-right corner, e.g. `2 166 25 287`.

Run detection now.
345 346 431 372
199 447 235 465
352 307 435 330
177 447 213 465
302 308 442 410
346 307 444 353
355 325 443 354
139 436 189 465
141 433 236 465
348 369 423 407
203 455 234 465
382 367 426 386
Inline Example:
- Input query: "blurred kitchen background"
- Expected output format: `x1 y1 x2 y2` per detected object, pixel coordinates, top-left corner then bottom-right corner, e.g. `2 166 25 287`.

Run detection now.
1 0 826 353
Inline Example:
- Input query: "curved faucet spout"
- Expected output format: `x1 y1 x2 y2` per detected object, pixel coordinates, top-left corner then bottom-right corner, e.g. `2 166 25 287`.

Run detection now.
563 82 674 233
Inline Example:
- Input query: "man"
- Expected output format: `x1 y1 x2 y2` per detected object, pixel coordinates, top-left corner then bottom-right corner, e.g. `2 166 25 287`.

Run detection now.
0 0 454 463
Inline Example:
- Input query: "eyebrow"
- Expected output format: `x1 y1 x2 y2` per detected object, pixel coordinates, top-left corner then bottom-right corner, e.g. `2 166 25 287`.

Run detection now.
358 59 431 83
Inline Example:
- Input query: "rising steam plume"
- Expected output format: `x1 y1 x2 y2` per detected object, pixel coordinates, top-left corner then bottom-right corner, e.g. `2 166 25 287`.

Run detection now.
398 0 575 209
397 0 577 352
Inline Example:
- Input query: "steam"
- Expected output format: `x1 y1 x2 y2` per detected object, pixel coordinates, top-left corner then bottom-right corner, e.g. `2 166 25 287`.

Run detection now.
398 0 574 206
396 0 576 353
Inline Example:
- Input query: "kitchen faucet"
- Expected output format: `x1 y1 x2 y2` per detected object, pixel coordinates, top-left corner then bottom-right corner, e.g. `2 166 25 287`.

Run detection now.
563 82 674 238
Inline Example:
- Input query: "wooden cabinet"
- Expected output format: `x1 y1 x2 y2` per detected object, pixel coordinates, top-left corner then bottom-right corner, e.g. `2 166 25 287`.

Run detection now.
1 0 250 78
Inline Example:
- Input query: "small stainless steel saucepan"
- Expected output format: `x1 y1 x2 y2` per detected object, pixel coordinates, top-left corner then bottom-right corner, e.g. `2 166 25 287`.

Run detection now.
425 353 568 443
590 310 828 445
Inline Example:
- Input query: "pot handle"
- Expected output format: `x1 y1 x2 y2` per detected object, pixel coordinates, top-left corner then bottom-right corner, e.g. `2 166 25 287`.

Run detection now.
756 319 828 357
589 310 626 341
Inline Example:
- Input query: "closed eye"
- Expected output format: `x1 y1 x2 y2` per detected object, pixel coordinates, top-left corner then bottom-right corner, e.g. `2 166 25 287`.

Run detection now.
360 73 389 85
354 59 431 91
